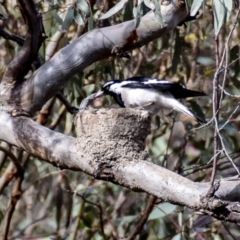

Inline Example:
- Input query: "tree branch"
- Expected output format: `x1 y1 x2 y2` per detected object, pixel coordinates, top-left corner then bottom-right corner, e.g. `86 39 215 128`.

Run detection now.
124 195 157 240
0 109 240 223
4 1 188 114
2 0 46 83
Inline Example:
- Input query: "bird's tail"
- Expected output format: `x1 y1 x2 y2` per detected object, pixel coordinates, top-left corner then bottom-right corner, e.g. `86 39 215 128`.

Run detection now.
187 108 207 125
174 101 206 125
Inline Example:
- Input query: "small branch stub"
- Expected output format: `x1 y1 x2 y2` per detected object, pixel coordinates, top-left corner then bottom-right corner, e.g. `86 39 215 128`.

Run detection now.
75 109 151 170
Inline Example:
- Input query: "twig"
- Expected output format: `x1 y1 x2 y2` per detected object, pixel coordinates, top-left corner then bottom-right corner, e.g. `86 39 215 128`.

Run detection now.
56 93 79 114
210 35 220 187
65 189 106 240
0 162 17 195
124 195 157 240
162 117 176 168
210 4 240 183
219 103 240 131
0 164 24 239
0 20 24 46
220 87 240 98
2 0 47 82
221 222 238 240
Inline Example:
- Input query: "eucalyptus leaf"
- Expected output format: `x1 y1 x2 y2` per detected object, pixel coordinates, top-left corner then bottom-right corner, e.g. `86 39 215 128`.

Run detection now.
133 0 143 29
196 56 215 65
99 0 128 20
143 0 155 10
50 0 59 6
213 0 233 36
76 0 90 17
51 10 63 25
224 0 233 24
190 0 204 16
73 8 84 25
62 6 74 31
148 203 177 220
153 0 164 26
188 100 206 120
114 215 137 225
88 10 94 30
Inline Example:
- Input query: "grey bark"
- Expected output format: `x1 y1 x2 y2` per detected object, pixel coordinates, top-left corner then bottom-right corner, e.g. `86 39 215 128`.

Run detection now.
1 109 240 222
0 0 239 224
1 1 188 114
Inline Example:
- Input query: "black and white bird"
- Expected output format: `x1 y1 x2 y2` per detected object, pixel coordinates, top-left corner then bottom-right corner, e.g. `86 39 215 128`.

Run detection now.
94 76 207 124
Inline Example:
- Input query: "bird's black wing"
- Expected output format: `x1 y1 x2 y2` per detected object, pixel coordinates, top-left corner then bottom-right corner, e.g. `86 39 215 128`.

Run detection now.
122 77 206 99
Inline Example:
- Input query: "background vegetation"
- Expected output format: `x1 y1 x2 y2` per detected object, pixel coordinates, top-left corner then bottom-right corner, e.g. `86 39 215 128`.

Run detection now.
0 0 240 239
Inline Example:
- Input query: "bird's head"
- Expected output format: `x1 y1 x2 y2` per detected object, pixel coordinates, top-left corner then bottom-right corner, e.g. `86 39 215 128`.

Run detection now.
94 80 121 98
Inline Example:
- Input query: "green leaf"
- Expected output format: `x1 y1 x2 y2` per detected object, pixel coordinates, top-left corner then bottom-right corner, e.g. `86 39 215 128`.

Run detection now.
213 0 233 36
172 233 182 240
225 0 233 24
99 0 128 20
51 10 63 25
190 0 204 16
50 0 59 7
114 215 137 225
148 203 177 220
196 56 215 65
88 10 94 31
123 1 133 21
143 0 155 10
153 0 164 26
62 6 74 31
133 0 143 29
73 8 84 25
188 100 206 120
76 0 90 17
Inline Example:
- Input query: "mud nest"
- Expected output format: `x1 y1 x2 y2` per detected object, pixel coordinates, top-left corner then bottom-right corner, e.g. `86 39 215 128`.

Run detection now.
75 108 151 168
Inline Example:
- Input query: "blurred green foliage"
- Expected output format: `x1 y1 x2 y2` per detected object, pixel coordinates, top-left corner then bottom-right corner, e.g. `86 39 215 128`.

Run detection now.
0 0 240 239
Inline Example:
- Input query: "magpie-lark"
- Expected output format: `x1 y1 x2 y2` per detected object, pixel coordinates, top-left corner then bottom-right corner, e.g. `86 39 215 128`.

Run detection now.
94 76 207 124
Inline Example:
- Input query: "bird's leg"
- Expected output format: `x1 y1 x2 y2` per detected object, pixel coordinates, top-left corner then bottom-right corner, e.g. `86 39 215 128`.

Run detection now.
56 92 79 114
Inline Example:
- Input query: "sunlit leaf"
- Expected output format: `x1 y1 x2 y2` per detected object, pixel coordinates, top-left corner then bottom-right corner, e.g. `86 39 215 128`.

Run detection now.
148 203 177 220
133 0 143 29
74 8 84 25
76 0 90 17
197 56 215 66
225 0 233 24
190 0 204 16
99 0 128 20
143 0 155 10
172 233 182 240
114 215 137 225
50 0 59 6
213 0 233 36
0 4 7 18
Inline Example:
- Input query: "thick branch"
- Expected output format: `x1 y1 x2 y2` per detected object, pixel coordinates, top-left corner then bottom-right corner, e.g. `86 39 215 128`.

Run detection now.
0 110 239 223
2 0 46 83
9 1 188 114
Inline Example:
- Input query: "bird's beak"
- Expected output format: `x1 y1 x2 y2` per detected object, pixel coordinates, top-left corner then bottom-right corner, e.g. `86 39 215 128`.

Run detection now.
94 90 105 98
